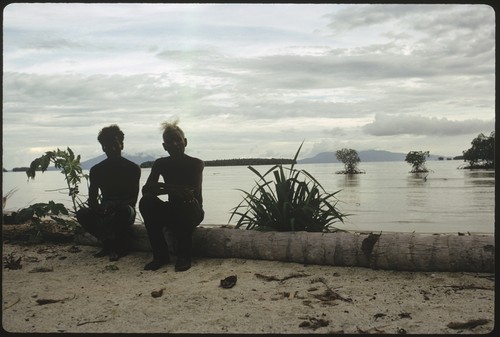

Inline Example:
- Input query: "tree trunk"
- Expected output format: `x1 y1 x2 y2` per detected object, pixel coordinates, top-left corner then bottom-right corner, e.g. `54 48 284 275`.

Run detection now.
74 225 494 273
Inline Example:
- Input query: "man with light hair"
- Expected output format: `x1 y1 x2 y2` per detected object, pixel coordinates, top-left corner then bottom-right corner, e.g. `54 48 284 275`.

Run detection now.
139 120 204 272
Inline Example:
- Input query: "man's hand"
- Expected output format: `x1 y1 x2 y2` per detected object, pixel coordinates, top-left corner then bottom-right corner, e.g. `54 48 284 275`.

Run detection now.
142 183 166 197
168 187 194 200
142 182 194 200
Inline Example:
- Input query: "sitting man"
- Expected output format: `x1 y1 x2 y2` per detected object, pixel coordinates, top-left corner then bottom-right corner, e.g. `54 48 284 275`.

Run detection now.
139 119 204 272
76 124 141 261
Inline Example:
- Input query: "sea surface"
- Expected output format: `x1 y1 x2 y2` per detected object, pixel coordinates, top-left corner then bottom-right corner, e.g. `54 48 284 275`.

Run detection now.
2 160 495 234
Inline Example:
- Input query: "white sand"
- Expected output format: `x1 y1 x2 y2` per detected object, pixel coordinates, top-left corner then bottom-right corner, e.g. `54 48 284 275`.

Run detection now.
2 242 494 334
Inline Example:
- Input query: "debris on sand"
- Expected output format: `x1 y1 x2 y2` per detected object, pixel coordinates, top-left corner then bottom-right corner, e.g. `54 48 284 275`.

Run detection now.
151 288 165 298
4 253 22 270
299 316 329 330
220 275 237 288
447 319 490 330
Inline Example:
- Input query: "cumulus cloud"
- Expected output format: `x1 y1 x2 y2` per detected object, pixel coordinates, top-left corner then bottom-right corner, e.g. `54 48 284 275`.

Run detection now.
363 114 495 136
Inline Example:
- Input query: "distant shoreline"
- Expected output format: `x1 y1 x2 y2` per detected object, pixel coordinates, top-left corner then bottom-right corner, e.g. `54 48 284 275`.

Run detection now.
140 158 295 168
5 157 483 172
5 149 466 172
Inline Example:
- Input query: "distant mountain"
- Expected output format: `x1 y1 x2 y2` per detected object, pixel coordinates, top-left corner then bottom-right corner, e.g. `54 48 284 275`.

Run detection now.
78 150 449 169
80 153 156 170
298 150 444 164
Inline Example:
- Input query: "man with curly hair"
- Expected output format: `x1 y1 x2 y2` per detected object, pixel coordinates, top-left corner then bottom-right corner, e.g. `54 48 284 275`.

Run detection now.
76 125 141 261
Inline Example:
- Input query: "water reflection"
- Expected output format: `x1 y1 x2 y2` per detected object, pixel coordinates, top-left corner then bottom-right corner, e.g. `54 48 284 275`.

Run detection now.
405 172 431 211
343 174 360 187
463 169 495 179
406 172 429 187
333 173 361 213
463 169 495 187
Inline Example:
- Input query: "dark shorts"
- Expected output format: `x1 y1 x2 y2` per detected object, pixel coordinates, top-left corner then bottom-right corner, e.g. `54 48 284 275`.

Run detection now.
76 204 136 241
139 195 204 232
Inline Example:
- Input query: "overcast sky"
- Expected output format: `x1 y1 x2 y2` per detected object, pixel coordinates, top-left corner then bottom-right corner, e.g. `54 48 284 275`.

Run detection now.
2 3 495 169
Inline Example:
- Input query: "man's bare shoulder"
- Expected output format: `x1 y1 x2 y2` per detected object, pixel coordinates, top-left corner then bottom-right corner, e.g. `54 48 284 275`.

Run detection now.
156 155 203 164
91 157 139 172
121 156 141 168
185 155 204 168
152 156 170 166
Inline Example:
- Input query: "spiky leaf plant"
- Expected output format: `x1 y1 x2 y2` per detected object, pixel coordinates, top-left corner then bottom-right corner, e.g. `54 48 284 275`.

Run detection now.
229 143 348 232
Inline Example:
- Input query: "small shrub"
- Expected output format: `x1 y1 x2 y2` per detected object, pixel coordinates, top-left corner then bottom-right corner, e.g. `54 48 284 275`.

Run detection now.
27 147 89 213
230 143 348 232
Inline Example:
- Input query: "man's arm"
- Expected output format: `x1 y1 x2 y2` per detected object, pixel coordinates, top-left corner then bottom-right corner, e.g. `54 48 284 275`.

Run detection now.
88 169 100 209
194 159 204 206
129 164 141 205
141 161 163 197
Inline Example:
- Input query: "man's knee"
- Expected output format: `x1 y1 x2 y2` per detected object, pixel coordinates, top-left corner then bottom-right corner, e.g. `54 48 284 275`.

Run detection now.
76 207 95 226
139 195 158 212
112 204 136 225
76 207 90 219
75 207 101 236
140 195 167 220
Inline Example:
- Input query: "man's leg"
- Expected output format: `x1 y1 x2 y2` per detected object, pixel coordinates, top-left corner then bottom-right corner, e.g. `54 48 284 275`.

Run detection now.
76 207 109 257
139 195 171 270
106 205 136 261
171 201 205 272
75 207 102 238
173 229 193 272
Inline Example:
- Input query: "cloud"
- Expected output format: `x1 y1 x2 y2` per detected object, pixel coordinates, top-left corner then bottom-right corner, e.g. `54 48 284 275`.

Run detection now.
2 4 495 169
363 114 495 136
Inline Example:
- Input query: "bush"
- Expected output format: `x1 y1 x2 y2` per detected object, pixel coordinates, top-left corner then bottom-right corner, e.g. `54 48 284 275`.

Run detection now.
405 151 429 173
462 132 495 169
229 143 347 232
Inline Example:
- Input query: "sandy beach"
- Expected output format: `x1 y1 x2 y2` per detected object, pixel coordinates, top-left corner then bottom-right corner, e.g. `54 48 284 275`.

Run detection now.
2 240 495 334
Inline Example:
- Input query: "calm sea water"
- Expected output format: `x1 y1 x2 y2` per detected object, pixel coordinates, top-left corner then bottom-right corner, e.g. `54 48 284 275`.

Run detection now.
2 161 495 234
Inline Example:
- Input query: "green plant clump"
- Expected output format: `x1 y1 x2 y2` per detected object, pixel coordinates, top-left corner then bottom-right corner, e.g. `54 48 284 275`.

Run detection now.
229 143 348 232
14 147 89 241
15 201 79 242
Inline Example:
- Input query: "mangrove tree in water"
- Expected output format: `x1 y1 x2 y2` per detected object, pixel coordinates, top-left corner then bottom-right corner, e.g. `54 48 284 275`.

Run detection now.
462 131 495 169
335 148 364 174
405 150 430 173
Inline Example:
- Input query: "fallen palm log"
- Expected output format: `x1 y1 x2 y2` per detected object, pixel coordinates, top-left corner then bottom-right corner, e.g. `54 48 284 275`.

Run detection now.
74 225 494 273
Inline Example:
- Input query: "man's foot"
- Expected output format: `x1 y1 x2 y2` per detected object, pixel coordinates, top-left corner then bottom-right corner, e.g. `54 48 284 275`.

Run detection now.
116 249 129 259
93 248 109 258
144 259 169 271
109 251 119 262
175 257 191 272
